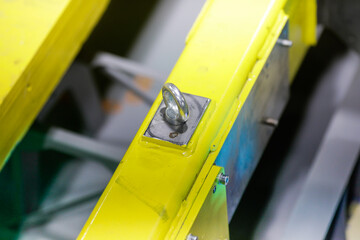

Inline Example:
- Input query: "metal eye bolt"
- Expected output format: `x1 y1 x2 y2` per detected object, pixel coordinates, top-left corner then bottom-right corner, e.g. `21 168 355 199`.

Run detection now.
162 83 189 125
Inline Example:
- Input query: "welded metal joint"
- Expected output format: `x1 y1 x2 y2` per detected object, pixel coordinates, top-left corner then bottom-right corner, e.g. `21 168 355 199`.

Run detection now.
217 173 229 186
162 83 189 125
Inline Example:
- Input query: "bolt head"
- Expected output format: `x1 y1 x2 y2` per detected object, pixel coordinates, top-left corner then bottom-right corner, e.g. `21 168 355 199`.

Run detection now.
217 173 229 186
186 233 198 240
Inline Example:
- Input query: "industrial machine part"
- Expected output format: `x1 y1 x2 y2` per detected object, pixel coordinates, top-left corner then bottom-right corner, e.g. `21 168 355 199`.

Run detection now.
2 0 360 238
79 0 316 239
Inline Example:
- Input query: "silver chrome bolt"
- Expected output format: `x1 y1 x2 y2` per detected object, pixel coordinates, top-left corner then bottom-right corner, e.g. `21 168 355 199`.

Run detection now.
276 38 293 47
262 118 278 127
186 233 198 240
162 83 189 125
217 173 229 186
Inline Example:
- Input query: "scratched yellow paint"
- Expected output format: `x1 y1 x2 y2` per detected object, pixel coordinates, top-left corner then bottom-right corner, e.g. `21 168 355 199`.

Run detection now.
0 0 109 169
79 0 316 239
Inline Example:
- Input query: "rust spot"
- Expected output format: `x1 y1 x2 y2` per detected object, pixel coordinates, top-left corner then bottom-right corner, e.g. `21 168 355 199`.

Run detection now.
169 132 178 138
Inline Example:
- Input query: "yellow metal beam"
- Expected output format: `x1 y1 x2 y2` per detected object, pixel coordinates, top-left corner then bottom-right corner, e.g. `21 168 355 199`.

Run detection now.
0 0 109 169
287 0 317 80
79 0 316 239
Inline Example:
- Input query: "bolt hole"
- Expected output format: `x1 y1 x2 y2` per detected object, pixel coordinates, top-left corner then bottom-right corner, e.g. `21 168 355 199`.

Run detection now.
26 83 32 92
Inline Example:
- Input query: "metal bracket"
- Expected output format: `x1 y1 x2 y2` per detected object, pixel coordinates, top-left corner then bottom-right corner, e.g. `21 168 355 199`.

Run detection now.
144 84 210 146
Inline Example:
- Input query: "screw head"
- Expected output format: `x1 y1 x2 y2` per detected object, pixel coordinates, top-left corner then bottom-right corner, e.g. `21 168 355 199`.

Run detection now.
217 173 229 186
276 38 293 47
262 118 278 127
186 233 198 240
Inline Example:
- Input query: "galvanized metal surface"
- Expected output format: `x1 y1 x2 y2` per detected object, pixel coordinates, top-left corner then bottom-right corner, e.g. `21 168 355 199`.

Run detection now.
144 93 210 146
215 26 290 220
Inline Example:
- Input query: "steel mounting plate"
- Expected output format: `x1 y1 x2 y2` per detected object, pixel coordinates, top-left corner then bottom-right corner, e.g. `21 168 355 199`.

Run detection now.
144 93 210 146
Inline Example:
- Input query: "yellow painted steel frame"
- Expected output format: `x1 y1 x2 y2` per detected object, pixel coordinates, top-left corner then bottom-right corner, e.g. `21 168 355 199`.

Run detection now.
79 0 316 239
0 0 109 169
184 166 229 239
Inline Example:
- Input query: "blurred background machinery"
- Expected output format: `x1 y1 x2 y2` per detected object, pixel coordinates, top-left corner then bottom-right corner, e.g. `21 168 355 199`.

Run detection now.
0 0 360 239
